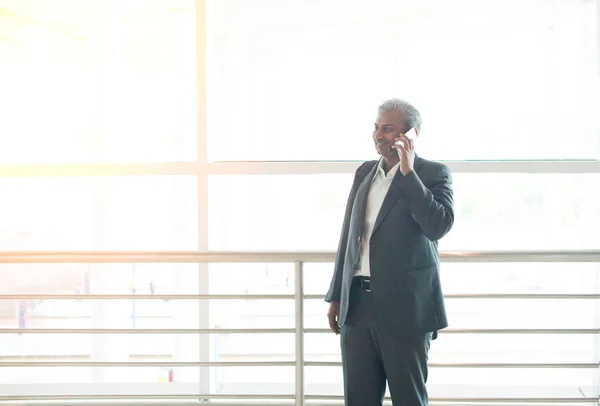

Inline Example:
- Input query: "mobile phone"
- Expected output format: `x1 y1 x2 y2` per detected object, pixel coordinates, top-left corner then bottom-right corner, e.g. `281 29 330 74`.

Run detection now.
405 127 417 139
395 128 416 146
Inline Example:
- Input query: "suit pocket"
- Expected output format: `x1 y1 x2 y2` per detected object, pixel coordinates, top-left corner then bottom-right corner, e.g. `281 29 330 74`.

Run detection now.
404 263 436 272
401 264 434 292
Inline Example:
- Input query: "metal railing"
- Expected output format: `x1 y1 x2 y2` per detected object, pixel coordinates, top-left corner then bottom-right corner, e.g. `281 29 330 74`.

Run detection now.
0 250 599 406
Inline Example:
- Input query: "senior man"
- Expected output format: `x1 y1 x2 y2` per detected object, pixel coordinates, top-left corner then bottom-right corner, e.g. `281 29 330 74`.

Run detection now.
325 98 454 405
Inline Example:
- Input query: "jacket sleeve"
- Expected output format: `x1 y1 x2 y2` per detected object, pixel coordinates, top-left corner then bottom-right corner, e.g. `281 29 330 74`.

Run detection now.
324 162 368 303
397 163 454 241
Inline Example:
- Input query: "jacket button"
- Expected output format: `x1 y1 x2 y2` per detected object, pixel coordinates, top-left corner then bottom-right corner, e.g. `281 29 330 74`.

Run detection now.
357 236 361 242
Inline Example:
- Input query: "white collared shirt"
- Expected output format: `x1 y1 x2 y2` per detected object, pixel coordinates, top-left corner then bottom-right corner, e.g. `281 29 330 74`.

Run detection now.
355 159 400 277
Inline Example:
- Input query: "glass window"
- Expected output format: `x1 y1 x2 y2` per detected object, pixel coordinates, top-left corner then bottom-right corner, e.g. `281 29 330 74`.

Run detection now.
444 173 600 251
0 0 196 164
208 173 600 251
208 174 354 251
207 0 598 161
0 176 197 251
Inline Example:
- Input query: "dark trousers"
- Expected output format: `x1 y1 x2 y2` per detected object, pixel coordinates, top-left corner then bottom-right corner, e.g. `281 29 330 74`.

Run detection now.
340 279 432 406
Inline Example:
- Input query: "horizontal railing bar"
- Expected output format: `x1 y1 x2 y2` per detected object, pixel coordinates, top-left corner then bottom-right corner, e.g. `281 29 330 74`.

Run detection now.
0 398 596 405
0 402 597 406
441 328 599 334
305 361 599 368
0 293 596 301
0 394 596 403
304 328 599 334
0 403 294 406
0 251 334 263
441 250 600 263
0 361 295 367
1 360 596 368
336 402 599 405
307 403 600 406
306 395 600 403
1 160 599 178
0 250 598 263
0 398 598 406
5 293 597 300
435 293 600 299
0 328 295 334
0 394 295 401
0 294 294 300
305 293 600 300
6 361 593 368
2 328 595 335
0 293 600 300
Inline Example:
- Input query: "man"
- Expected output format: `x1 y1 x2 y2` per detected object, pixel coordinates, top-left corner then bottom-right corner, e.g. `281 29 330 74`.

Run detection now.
325 98 454 406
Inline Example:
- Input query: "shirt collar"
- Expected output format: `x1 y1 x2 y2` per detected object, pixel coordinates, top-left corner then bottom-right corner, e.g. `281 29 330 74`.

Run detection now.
374 158 400 179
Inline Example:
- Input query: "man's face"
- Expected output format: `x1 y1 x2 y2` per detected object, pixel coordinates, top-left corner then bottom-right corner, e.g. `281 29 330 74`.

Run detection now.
373 110 407 157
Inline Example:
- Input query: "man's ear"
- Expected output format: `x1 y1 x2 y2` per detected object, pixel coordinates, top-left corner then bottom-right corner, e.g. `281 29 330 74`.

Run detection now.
414 128 420 137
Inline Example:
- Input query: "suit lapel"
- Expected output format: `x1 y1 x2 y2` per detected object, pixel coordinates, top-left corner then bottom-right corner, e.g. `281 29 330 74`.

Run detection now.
353 162 379 237
371 175 401 235
372 155 423 235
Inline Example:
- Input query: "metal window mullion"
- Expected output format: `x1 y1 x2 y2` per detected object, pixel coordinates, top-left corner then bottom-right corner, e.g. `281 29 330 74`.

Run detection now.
196 0 211 396
205 160 600 175
1 160 600 178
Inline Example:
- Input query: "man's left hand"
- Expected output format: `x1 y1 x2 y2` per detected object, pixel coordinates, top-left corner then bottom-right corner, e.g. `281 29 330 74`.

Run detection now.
392 133 415 175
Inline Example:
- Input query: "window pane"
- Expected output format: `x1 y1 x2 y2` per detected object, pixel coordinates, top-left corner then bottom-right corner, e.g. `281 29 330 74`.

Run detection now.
0 0 196 164
207 0 598 161
0 176 197 250
443 173 600 251
439 263 600 295
208 174 353 250
208 173 599 251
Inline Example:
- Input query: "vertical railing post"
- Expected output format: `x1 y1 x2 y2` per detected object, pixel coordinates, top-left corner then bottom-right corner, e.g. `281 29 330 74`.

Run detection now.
196 0 210 397
294 260 305 406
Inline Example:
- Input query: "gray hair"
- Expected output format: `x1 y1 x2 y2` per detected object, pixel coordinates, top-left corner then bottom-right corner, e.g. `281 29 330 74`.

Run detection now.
378 98 422 132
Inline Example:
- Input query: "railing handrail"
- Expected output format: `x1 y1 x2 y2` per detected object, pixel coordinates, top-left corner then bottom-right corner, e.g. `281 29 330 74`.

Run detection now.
0 250 598 263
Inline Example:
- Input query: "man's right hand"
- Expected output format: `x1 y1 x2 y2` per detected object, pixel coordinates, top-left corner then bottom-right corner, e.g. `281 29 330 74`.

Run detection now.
327 301 341 335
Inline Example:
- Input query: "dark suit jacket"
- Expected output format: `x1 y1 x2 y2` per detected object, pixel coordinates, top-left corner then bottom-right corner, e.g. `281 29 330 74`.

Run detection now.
325 155 454 338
